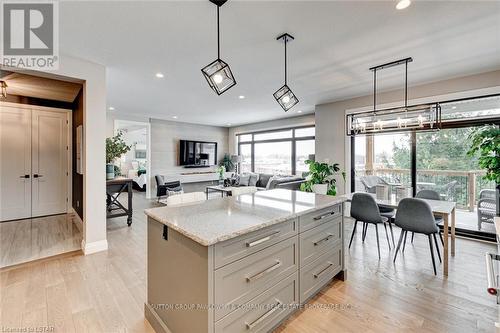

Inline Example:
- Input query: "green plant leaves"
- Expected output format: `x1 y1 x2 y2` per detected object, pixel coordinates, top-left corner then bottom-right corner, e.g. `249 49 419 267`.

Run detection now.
106 131 132 164
301 159 344 196
467 125 500 184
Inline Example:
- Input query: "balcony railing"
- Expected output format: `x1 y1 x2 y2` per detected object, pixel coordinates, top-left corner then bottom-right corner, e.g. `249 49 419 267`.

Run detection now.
355 168 494 211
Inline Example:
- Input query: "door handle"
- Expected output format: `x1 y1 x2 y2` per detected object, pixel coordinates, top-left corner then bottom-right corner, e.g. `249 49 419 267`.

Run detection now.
19 175 30 179
33 174 43 178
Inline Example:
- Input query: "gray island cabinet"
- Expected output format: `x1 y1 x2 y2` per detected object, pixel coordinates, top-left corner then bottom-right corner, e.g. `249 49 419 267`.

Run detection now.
144 189 346 333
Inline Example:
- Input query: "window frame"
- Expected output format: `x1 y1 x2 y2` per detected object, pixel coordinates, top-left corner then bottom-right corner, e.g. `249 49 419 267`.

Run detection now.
237 125 315 175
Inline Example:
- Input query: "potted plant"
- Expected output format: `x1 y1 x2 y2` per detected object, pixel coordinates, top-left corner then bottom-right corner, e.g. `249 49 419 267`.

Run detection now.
300 159 345 195
216 165 226 186
105 131 131 180
219 153 235 172
467 125 500 216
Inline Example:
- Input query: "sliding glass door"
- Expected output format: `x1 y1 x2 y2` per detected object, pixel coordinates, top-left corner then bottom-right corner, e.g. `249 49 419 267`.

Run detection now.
351 94 500 239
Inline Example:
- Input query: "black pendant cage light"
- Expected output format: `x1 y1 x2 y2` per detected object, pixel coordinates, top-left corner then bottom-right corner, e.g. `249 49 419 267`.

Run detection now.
346 57 441 136
201 0 236 95
273 33 299 112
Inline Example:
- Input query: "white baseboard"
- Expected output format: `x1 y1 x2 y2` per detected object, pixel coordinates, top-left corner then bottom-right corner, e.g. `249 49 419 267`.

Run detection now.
81 239 108 255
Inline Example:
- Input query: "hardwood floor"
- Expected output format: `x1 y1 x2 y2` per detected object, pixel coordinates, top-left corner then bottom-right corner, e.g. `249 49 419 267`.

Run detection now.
0 213 82 268
1 192 497 332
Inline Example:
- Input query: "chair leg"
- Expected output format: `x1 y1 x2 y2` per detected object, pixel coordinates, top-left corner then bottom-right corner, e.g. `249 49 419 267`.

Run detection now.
362 223 368 242
393 229 405 263
388 221 395 246
411 232 414 244
348 220 358 249
402 231 408 253
428 235 437 275
433 233 441 263
375 224 381 259
439 231 444 246
383 223 391 250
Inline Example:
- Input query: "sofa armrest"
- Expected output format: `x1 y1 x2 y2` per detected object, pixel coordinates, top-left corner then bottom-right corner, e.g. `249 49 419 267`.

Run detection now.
275 179 306 190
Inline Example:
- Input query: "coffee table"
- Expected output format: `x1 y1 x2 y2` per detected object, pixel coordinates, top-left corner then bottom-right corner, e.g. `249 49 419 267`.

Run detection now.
205 185 234 199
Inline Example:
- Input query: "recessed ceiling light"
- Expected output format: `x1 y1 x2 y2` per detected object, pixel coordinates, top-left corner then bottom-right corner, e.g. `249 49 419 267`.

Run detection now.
155 72 164 78
238 95 245 99
227 123 232 126
297 110 302 113
108 107 115 111
451 106 457 110
396 0 411 10
172 116 178 119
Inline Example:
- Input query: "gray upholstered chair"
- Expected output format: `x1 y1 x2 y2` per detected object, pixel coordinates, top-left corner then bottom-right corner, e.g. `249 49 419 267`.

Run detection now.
414 190 444 245
359 176 396 243
393 198 441 275
477 189 496 230
349 193 392 259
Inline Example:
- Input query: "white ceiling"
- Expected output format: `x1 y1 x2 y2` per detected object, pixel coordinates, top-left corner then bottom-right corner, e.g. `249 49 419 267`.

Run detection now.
59 0 500 127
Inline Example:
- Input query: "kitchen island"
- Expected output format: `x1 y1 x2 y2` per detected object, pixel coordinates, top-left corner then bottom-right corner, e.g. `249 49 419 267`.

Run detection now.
144 189 346 333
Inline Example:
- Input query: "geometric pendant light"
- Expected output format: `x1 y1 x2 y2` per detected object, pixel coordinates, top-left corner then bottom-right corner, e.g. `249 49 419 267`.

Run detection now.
273 33 299 112
201 0 236 95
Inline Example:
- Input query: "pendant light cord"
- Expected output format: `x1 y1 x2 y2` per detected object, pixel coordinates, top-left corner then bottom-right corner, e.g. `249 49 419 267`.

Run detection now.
217 6 220 59
284 37 287 85
373 69 376 112
404 60 408 108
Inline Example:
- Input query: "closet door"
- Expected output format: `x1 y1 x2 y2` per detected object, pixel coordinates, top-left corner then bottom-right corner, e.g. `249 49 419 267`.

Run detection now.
31 109 68 217
0 105 32 221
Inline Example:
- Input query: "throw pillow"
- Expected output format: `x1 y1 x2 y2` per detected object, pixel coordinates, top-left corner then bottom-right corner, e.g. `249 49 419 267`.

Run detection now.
266 175 279 190
238 174 250 186
248 173 260 186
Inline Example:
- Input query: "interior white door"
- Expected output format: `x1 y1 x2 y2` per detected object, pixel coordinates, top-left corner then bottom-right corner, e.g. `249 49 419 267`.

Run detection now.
31 109 68 217
0 105 32 221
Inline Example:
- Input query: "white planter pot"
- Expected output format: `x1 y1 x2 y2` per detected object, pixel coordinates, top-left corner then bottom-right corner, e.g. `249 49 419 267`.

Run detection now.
312 184 328 195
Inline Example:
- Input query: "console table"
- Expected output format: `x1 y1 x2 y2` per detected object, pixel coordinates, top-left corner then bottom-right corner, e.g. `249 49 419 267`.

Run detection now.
106 177 133 226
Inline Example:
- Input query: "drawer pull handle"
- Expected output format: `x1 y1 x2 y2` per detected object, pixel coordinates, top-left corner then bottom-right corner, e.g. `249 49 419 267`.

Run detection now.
313 262 333 279
313 211 336 221
246 261 281 282
246 231 280 248
313 233 333 246
486 252 500 296
245 300 282 330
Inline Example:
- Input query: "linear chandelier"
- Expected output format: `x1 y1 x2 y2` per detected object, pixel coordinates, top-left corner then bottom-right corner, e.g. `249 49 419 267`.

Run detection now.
273 33 299 112
346 57 441 136
201 0 236 95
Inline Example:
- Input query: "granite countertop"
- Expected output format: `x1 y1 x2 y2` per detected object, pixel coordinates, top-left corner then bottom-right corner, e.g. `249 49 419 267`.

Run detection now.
145 189 345 246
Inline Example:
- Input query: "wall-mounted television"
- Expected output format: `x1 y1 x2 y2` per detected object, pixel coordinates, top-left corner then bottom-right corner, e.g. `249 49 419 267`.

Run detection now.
179 140 217 168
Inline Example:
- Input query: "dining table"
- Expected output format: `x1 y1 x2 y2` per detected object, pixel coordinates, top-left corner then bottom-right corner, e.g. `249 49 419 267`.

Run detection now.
344 192 456 276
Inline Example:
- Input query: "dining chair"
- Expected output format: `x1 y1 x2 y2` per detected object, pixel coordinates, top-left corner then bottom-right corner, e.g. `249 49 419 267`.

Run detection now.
414 190 444 246
393 198 441 275
349 193 392 259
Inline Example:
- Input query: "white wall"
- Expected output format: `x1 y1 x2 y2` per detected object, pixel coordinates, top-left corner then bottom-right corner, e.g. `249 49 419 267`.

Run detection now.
315 69 500 195
228 114 315 154
150 119 229 189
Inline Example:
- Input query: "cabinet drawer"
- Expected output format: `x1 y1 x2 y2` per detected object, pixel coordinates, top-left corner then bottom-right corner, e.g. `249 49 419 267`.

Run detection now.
299 204 342 232
215 272 298 333
214 219 297 269
300 218 341 267
299 246 342 304
214 236 298 321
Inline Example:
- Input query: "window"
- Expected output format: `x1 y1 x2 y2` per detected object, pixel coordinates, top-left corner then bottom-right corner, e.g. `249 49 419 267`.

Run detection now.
350 94 500 238
237 126 315 175
239 144 252 173
254 141 292 174
296 140 315 173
